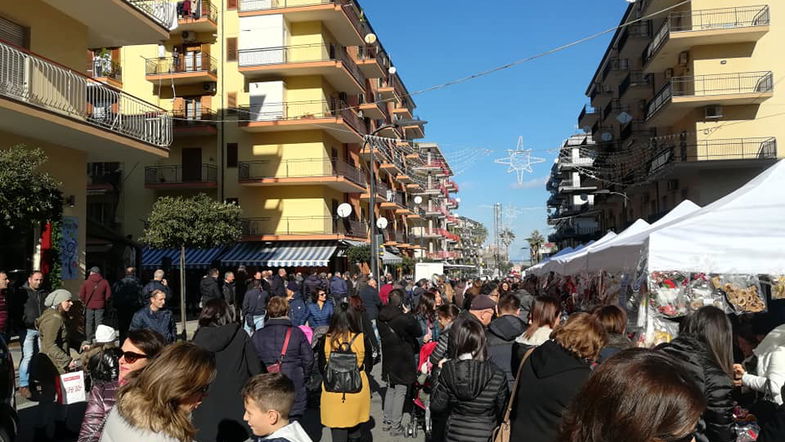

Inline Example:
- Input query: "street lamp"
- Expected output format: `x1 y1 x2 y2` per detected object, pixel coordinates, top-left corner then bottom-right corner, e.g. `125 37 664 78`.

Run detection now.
591 189 630 208
364 118 427 279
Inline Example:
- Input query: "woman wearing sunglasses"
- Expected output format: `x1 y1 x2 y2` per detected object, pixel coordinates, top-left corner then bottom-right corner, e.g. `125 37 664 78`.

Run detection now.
79 329 166 442
101 342 217 442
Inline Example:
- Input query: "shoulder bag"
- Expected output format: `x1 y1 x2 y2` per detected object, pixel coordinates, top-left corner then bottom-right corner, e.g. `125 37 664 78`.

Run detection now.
492 346 535 442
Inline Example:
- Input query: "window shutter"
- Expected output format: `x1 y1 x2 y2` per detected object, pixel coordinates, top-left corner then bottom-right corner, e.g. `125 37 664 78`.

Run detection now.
226 37 237 62
227 0 237 10
226 143 238 168
172 97 185 117
227 92 237 115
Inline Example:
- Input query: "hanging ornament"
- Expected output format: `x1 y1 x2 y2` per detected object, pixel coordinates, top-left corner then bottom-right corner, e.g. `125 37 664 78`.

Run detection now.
495 136 545 185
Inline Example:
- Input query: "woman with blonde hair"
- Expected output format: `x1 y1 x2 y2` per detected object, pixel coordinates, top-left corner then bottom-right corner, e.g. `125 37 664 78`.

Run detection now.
100 342 217 442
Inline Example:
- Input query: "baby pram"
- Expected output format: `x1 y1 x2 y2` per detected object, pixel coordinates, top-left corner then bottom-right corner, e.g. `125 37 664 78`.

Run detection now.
405 341 437 439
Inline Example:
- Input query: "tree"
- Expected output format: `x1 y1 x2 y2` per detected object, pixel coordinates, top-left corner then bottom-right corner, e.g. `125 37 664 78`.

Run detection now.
395 255 415 276
0 145 62 230
499 228 516 261
346 245 371 266
142 194 242 338
526 230 546 264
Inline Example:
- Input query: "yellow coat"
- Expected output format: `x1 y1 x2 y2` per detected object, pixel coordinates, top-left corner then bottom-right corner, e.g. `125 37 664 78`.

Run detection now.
320 332 370 428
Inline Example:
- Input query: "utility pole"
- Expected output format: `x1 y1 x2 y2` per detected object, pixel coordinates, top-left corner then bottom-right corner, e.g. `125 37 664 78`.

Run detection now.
493 203 502 277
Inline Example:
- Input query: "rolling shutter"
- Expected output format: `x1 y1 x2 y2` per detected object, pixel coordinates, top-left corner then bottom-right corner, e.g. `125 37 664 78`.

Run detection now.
0 16 25 47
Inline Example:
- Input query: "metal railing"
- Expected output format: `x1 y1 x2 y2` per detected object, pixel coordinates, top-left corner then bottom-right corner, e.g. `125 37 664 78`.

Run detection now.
238 98 366 134
238 157 365 186
145 53 218 75
87 59 122 82
144 163 217 184
375 181 390 198
357 45 390 69
578 104 598 123
648 137 776 175
242 215 365 237
0 40 171 148
238 43 363 85
239 0 368 39
172 107 216 128
620 120 654 140
619 20 652 51
619 71 651 97
602 58 630 80
177 0 218 23
126 0 178 29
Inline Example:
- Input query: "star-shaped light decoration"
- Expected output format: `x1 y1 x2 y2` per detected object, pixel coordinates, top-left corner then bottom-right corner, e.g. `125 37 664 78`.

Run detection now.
495 136 545 185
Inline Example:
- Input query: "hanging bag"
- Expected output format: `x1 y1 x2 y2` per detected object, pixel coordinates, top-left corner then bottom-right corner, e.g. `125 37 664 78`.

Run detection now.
492 347 535 442
323 333 362 402
266 327 292 373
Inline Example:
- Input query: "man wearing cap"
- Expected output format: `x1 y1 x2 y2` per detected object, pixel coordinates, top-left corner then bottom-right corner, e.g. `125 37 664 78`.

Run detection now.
79 267 112 344
468 294 497 327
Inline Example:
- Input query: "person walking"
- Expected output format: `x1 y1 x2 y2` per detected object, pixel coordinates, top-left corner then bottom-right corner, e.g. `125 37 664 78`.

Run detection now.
430 318 509 442
593 304 633 363
305 289 334 334
329 272 348 301
319 302 371 442
101 342 217 442
414 290 440 346
142 270 171 304
486 293 526 388
80 266 112 344
222 271 237 319
0 271 9 343
377 289 422 436
112 267 143 343
199 268 222 307
271 268 287 298
515 295 560 347
18 270 46 399
79 329 166 442
303 272 323 300
288 281 309 327
251 297 313 420
242 279 269 335
358 277 382 346
192 299 263 442
129 290 176 343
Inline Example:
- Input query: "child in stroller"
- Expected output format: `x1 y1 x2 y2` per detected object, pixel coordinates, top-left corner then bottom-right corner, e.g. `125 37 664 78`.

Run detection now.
404 341 437 439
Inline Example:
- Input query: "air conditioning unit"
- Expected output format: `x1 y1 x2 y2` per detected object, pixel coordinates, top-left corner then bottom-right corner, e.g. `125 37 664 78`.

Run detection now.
181 31 197 42
202 81 217 93
678 51 689 66
667 179 679 191
705 105 723 119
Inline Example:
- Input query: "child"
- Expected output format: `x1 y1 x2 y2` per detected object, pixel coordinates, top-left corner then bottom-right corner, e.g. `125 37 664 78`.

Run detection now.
242 373 313 442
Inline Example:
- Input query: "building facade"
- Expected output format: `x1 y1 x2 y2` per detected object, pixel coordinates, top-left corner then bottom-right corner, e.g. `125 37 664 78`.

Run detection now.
579 0 781 232
0 1 173 291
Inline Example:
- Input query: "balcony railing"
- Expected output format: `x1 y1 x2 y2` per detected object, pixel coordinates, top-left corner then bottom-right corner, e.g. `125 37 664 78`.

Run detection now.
602 58 630 80
242 215 366 237
357 45 390 68
618 21 652 51
126 0 179 28
644 6 770 66
238 0 368 37
238 157 365 186
87 58 122 82
619 72 651 97
578 104 599 123
620 120 654 140
172 107 216 127
177 0 218 23
647 71 773 119
145 53 218 76
144 163 217 185
238 43 363 84
0 40 171 147
239 99 366 134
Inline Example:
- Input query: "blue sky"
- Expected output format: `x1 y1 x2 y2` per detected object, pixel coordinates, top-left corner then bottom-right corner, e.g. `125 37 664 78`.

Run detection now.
361 0 629 260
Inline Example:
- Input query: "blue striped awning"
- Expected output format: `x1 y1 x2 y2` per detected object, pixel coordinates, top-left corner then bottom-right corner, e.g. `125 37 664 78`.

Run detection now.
141 247 225 269
220 241 338 267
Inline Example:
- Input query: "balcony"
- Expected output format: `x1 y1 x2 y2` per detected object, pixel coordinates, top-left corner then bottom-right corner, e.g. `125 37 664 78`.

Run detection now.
42 0 171 47
87 59 123 88
239 0 368 46
359 93 387 119
360 181 389 202
558 179 597 193
602 57 630 82
381 191 405 209
407 205 425 220
176 0 218 32
379 75 402 102
242 216 367 240
620 120 655 142
427 250 461 260
356 45 389 78
618 72 652 101
558 155 595 171
144 164 217 189
145 54 218 85
238 157 366 192
643 6 770 74
589 82 614 107
0 41 171 156
618 21 652 55
173 108 217 136
646 71 774 126
578 105 600 130
648 137 777 176
402 121 425 140
238 99 365 142
239 44 364 94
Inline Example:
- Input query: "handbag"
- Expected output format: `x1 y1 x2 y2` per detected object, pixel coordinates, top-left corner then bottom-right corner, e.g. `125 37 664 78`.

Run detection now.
492 346 535 442
266 327 291 373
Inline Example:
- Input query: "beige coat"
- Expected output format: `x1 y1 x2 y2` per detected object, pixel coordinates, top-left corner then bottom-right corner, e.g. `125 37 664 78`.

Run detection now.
320 332 370 428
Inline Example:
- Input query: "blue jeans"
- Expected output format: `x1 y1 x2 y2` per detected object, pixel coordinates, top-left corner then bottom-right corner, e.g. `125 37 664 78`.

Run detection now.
244 315 265 336
19 328 39 387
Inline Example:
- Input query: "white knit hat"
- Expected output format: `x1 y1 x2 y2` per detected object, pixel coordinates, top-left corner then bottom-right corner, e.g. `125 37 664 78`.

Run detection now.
94 324 116 344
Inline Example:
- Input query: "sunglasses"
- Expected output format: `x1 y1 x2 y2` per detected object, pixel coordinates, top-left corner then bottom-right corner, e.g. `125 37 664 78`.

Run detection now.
121 351 148 364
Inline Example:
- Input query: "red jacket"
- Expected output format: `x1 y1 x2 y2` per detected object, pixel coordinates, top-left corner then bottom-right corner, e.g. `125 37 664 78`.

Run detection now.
79 274 112 310
379 283 393 305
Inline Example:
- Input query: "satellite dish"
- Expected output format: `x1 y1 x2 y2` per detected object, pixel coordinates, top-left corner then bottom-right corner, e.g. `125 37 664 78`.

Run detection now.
364 33 377 44
601 131 614 142
336 203 353 218
413 196 423 205
616 111 633 125
388 66 397 75
578 193 589 202
376 217 388 229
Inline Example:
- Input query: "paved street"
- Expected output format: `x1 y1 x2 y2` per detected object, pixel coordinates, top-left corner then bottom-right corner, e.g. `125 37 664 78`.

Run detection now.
10 321 422 442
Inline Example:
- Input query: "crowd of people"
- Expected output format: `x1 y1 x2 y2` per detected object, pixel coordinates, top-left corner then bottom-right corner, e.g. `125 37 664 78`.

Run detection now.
3 266 785 442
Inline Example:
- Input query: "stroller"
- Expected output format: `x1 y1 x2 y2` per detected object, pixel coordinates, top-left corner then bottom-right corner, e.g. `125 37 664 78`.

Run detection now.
404 341 437 439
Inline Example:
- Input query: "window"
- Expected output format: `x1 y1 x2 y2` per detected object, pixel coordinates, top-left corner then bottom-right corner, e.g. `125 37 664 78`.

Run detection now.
226 143 238 168
184 97 202 119
226 37 237 62
226 0 237 10
225 198 239 205
0 16 28 48
227 92 237 116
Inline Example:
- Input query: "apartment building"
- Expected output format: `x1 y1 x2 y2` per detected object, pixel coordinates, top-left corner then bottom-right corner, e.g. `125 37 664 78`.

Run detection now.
87 0 459 272
579 0 781 232
0 1 173 291
546 134 602 249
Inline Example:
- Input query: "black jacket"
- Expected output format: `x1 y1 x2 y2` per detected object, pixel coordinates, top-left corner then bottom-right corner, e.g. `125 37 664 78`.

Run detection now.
199 276 222 304
270 275 286 298
129 307 176 343
242 287 269 318
486 314 527 388
303 275 324 299
378 304 422 385
192 323 263 442
430 359 508 442
598 332 633 363
760 406 785 442
359 285 382 321
510 340 592 442
659 335 735 442
222 281 236 306
112 276 143 311
20 283 46 330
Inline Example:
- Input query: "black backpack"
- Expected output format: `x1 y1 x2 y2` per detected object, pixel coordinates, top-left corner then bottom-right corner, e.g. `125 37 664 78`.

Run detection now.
323 333 362 401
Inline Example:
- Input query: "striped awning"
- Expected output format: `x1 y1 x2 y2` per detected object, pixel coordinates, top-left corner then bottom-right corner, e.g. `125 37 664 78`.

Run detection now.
382 250 403 265
220 241 338 267
141 247 225 270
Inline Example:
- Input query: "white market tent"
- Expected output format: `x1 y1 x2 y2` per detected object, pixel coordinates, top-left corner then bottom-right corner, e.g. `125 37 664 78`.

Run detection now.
580 200 702 273
560 220 651 275
645 159 785 275
533 231 618 275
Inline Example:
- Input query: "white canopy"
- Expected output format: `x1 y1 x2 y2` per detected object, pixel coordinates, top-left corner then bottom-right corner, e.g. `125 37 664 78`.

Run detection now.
646 159 785 274
560 220 651 275
533 231 618 275
582 200 701 273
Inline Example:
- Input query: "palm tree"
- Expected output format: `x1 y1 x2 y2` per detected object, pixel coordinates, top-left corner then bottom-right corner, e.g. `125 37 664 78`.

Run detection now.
499 228 515 261
526 230 545 264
